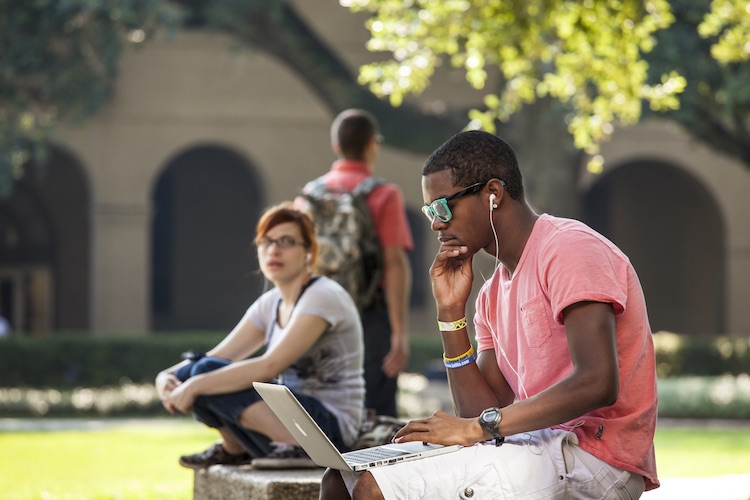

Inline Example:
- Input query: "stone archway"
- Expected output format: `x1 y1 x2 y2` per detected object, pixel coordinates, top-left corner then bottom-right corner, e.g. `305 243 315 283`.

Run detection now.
0 148 91 333
583 160 725 335
151 145 266 331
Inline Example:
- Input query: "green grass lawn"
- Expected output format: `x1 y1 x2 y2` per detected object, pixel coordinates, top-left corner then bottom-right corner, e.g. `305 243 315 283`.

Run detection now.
0 419 748 499
0 419 216 500
654 425 750 478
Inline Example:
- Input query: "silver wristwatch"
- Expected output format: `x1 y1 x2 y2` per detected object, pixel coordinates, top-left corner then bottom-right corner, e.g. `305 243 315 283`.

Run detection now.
479 407 504 446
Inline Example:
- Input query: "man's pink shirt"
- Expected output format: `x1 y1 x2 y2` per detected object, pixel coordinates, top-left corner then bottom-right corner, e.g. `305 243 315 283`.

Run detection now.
475 214 659 490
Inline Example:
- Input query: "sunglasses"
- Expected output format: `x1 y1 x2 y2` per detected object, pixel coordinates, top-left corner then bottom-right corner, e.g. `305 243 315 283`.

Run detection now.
422 181 496 223
422 180 505 224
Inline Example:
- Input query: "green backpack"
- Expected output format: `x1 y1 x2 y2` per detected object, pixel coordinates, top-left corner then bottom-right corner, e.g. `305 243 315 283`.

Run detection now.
298 176 384 311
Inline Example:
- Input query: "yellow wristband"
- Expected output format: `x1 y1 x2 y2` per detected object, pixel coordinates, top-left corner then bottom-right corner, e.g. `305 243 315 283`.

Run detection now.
437 316 467 332
443 345 475 363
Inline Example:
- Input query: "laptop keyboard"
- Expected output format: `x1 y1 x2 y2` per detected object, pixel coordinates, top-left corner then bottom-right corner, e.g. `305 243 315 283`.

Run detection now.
344 446 409 463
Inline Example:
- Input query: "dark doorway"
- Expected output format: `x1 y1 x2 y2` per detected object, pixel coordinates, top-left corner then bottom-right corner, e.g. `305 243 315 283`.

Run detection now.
0 148 91 333
583 160 724 334
151 145 265 330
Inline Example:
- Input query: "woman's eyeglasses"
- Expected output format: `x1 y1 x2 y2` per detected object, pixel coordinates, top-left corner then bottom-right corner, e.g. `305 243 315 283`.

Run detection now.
255 235 305 249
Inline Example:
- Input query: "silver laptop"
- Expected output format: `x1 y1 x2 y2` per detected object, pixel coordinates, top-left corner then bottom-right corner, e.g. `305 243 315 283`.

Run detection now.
253 382 461 472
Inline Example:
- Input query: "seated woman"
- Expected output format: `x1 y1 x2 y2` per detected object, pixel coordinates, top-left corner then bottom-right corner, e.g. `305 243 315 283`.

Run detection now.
155 202 365 469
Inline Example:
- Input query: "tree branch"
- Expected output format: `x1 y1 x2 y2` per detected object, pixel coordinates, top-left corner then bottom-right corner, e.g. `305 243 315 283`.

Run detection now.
199 0 468 153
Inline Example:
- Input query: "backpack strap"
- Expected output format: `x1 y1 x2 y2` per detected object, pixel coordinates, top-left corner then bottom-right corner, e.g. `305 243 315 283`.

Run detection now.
301 177 328 198
352 176 385 198
301 176 385 199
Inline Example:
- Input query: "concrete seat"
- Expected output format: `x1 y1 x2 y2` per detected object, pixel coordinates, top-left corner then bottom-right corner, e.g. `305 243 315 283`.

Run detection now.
193 465 324 500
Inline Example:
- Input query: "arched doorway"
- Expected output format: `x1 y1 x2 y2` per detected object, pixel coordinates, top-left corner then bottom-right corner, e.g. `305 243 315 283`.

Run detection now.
0 148 91 333
151 145 266 331
583 160 725 334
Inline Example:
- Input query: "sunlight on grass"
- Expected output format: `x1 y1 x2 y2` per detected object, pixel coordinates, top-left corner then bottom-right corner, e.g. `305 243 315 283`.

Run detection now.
0 419 748 498
0 419 216 500
654 426 750 478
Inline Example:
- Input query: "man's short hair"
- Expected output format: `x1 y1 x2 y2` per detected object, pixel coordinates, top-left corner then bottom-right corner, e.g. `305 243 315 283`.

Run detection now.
331 109 379 160
423 130 524 201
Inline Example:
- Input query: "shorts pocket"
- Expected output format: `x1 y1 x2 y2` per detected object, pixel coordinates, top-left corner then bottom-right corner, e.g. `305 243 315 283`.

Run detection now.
457 461 505 499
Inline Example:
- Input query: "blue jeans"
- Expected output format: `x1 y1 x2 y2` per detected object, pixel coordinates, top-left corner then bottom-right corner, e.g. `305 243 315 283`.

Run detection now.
176 356 345 458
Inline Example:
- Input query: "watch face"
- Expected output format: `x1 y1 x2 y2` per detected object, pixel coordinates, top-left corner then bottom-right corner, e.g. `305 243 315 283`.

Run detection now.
482 409 498 423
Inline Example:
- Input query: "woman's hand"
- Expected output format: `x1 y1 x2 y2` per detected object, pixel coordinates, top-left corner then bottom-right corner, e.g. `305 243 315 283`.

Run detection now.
167 379 198 414
392 410 485 447
155 372 181 414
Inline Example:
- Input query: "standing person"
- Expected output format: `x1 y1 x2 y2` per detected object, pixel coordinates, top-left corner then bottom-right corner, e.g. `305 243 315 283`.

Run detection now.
320 130 659 499
155 202 365 469
299 109 414 417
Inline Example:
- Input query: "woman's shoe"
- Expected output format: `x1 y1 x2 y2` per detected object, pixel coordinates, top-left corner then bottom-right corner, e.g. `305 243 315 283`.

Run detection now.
178 441 253 469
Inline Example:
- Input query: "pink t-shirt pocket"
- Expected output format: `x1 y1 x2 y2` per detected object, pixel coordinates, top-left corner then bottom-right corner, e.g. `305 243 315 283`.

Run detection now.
519 294 553 348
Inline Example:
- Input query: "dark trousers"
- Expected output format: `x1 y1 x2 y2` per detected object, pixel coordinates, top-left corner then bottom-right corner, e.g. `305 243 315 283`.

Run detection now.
175 356 345 457
361 296 398 417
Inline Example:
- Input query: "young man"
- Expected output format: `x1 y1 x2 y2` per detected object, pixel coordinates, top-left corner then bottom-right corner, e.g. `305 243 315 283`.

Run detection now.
320 130 659 499
302 109 414 417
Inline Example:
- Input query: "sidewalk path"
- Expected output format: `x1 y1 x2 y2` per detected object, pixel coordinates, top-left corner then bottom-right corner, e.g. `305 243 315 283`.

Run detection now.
645 474 750 500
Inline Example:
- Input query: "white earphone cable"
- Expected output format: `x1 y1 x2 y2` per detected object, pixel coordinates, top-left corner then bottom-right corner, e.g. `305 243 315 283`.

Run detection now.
483 194 529 400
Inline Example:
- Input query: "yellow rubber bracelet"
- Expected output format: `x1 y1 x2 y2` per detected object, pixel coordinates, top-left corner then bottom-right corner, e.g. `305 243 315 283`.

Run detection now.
437 316 467 332
443 345 475 363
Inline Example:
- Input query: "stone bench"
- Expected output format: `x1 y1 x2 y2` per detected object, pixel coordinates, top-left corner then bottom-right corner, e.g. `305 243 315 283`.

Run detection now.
192 379 452 499
193 466 325 500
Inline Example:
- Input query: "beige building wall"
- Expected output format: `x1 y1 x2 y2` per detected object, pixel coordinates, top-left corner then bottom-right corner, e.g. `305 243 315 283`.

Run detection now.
60 29 439 333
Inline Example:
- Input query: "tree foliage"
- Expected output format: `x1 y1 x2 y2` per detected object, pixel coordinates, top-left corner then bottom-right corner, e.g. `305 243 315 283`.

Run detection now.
647 0 750 166
699 0 750 63
0 0 178 197
344 0 749 165
345 0 687 156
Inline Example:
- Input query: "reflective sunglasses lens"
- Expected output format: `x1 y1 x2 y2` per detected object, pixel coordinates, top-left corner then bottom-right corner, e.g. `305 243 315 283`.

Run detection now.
432 199 452 222
421 205 435 222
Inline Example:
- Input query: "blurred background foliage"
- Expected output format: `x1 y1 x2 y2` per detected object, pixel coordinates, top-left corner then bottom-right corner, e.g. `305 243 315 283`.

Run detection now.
0 331 748 419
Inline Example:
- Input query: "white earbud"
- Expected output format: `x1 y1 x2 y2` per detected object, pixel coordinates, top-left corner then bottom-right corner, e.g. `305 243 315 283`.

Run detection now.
489 193 497 209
